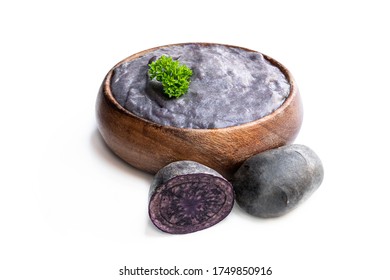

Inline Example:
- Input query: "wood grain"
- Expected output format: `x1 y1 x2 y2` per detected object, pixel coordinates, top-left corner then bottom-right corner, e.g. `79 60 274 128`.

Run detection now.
96 43 303 179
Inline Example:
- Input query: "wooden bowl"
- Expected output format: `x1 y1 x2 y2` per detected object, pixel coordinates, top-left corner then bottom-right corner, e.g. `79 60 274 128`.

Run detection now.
96 43 303 179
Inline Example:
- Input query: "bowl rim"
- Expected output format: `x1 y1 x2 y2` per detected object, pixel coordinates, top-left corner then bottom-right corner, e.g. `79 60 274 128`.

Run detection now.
102 42 298 132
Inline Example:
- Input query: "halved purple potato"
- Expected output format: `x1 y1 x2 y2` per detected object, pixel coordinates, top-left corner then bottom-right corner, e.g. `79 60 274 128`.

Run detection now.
149 161 234 234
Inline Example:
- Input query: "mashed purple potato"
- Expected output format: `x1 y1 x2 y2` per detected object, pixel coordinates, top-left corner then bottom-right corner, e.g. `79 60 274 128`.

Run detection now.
111 44 290 129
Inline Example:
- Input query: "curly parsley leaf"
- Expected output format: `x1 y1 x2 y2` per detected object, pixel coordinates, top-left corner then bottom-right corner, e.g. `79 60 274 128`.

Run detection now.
148 55 193 98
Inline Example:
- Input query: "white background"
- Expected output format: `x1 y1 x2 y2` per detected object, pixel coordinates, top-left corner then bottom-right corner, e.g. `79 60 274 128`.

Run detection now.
1 0 389 279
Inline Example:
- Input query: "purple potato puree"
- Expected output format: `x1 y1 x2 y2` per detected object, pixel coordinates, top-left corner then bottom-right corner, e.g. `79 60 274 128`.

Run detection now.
111 44 290 129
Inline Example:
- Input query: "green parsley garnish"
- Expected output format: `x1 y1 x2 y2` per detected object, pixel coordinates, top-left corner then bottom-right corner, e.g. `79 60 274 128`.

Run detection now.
148 55 193 98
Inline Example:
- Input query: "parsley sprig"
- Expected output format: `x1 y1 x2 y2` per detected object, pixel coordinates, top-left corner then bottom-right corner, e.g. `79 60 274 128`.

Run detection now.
148 55 193 98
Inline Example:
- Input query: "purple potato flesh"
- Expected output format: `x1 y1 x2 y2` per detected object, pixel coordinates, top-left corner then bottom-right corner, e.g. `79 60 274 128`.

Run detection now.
149 161 234 234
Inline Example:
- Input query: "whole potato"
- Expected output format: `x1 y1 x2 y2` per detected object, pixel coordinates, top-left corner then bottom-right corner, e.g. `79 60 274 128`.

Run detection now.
233 144 324 218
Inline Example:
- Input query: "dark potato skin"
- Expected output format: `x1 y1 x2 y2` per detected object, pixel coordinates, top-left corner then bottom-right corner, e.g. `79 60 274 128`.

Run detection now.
149 161 235 234
232 144 324 218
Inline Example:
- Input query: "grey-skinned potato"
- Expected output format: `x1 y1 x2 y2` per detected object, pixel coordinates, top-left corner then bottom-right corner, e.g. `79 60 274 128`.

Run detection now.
232 144 324 218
